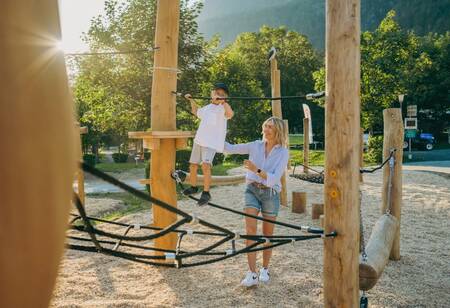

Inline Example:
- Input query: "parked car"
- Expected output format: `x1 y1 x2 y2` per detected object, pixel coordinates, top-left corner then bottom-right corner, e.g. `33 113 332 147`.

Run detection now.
403 133 435 151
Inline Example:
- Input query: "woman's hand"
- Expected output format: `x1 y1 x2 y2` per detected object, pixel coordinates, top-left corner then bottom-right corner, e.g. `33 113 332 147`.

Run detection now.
244 159 258 173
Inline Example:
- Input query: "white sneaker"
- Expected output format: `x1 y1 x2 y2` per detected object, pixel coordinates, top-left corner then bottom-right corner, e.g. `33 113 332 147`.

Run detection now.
241 271 259 287
259 267 270 283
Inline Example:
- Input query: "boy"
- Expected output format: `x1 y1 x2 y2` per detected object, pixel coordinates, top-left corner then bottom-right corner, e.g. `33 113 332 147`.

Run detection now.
183 83 234 205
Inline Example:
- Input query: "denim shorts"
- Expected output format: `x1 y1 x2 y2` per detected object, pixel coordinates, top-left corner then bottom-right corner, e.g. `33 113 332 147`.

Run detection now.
244 184 280 216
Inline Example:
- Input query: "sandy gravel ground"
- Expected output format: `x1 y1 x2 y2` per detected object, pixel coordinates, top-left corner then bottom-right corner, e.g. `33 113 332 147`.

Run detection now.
53 168 450 307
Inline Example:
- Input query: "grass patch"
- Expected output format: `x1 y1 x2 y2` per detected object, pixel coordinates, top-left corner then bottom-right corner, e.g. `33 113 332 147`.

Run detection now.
87 192 151 221
86 162 241 221
289 134 304 145
290 149 325 166
96 162 146 173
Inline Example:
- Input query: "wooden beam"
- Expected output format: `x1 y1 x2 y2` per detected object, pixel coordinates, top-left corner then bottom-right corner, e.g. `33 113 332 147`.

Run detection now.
270 53 287 206
184 173 245 186
128 130 194 139
359 214 399 291
303 118 310 174
149 0 180 255
381 108 404 260
323 0 361 307
0 1 77 307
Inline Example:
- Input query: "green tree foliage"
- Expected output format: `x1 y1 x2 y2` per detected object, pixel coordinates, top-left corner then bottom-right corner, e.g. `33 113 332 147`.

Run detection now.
73 0 211 152
205 26 322 142
314 11 450 136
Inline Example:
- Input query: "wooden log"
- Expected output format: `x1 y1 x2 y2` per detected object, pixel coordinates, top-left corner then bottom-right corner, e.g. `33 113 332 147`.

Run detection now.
303 118 310 174
359 214 399 291
323 0 361 306
184 173 245 186
312 203 324 219
149 0 180 255
292 191 307 214
381 108 404 261
320 214 325 227
0 1 77 307
284 119 291 170
270 53 287 206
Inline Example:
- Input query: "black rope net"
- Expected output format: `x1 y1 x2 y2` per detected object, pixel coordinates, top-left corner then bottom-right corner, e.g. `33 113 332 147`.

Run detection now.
68 163 337 268
289 150 396 185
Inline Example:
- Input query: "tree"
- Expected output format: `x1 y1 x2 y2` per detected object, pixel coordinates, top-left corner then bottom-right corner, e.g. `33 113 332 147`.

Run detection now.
206 26 322 142
72 0 211 152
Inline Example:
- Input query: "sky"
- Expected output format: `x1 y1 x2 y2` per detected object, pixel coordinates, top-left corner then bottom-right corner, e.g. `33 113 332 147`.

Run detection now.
58 0 107 53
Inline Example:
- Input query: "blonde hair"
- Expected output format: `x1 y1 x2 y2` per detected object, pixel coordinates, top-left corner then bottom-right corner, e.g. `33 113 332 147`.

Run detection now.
262 116 287 147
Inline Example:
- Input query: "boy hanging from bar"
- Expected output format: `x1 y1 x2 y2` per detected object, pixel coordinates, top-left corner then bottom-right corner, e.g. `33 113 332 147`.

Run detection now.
183 83 234 205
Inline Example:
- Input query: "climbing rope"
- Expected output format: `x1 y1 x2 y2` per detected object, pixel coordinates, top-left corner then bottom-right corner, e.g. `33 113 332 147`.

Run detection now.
290 149 397 185
172 91 325 101
68 162 337 267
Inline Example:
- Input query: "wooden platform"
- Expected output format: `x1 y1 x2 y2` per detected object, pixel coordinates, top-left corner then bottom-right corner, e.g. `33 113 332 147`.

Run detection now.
128 130 194 150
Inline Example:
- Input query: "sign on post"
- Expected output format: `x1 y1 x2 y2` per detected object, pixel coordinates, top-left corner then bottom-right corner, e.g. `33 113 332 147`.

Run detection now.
404 118 418 129
405 129 417 139
407 105 417 117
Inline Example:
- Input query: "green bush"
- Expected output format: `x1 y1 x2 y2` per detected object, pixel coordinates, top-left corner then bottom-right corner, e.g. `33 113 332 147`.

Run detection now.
367 135 384 163
112 153 129 163
83 153 97 166
143 150 151 161
176 149 191 171
213 153 225 165
224 153 247 163
145 161 151 193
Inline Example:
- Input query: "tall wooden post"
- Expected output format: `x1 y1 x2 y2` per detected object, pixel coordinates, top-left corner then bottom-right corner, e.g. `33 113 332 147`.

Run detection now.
270 50 288 206
360 128 364 183
323 0 361 307
150 0 180 254
0 1 77 307
303 118 310 174
381 108 404 260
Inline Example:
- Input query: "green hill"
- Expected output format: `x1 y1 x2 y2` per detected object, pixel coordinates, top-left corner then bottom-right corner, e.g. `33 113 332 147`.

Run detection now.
198 0 450 49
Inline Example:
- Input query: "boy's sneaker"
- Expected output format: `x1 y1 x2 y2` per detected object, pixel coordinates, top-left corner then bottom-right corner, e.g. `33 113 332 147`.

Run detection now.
259 267 270 283
241 271 259 287
183 186 199 196
197 191 211 206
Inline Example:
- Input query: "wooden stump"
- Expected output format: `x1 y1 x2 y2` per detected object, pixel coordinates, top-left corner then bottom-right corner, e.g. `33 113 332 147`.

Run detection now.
292 191 307 214
312 203 324 219
320 214 325 227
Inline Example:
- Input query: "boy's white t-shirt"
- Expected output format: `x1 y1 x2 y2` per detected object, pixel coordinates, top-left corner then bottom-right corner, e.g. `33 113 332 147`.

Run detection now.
194 103 227 152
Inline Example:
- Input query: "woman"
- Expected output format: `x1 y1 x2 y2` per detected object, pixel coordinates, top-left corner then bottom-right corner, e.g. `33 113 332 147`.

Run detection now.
224 116 289 287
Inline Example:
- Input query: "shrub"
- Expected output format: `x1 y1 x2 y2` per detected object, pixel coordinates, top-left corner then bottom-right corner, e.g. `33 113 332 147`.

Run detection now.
176 149 191 171
224 153 247 163
112 152 129 163
83 153 97 166
367 135 384 163
213 153 225 165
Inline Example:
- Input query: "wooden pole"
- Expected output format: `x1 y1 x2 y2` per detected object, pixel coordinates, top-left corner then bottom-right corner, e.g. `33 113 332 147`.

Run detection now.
303 118 310 174
381 108 404 260
323 0 361 306
0 1 77 307
291 191 307 214
270 53 288 206
150 0 180 254
284 119 291 170
360 128 364 183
